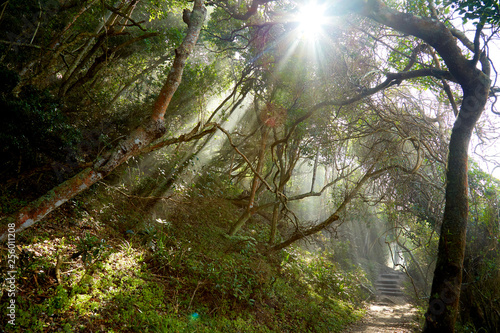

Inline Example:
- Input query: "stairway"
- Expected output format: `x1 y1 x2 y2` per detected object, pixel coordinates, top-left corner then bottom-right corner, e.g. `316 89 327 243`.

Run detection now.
375 271 404 298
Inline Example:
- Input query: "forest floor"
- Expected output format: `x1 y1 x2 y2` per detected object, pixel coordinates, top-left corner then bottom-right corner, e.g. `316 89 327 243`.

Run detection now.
0 192 367 332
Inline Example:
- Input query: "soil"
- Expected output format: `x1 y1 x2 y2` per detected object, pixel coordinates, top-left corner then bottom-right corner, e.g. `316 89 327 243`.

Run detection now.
344 301 419 333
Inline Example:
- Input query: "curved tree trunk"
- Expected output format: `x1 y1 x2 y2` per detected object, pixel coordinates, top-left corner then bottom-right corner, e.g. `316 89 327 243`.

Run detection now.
0 0 207 242
423 79 490 333
330 1 492 331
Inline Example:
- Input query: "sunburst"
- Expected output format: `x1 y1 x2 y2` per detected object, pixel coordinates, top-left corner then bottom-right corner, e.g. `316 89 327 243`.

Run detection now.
296 1 328 41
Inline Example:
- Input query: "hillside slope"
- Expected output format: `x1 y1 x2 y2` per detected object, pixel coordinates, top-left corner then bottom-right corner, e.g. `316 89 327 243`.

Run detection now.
1 184 373 332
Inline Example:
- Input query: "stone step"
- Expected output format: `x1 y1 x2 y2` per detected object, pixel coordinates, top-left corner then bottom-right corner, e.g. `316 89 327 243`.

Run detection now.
374 270 405 299
380 289 404 294
381 291 404 297
380 273 401 279
376 280 399 285
376 287 401 292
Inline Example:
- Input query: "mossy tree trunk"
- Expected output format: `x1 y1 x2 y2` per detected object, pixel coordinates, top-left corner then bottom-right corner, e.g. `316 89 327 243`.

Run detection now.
424 82 489 332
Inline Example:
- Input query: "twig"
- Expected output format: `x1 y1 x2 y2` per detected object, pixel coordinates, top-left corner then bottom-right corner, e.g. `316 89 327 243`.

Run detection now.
216 125 274 193
187 281 204 311
0 1 9 23
61 266 81 275
30 0 42 44
55 253 63 284
0 40 42 48
103 3 147 31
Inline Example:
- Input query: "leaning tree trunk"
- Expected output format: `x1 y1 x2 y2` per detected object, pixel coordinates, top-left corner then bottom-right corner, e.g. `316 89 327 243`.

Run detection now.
0 0 207 242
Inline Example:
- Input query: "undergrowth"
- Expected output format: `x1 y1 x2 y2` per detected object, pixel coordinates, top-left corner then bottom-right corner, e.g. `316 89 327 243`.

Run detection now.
0 184 367 332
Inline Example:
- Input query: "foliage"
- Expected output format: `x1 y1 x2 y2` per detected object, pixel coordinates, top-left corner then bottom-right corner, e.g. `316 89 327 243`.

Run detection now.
75 233 108 266
274 248 366 331
0 195 28 215
452 0 500 25
284 248 371 304
0 80 81 181
459 162 500 332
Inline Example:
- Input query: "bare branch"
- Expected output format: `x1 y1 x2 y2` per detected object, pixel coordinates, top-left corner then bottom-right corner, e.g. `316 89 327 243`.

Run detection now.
288 167 359 201
142 122 218 154
269 163 396 252
472 21 485 68
103 2 147 31
427 0 439 19
216 125 275 193
152 0 207 121
449 27 474 51
0 40 42 49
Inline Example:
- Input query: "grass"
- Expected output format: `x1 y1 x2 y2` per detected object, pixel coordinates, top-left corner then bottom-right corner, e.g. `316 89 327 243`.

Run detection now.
0 182 368 332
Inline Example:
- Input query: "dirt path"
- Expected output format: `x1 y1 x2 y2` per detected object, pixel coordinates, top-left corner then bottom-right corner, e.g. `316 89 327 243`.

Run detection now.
345 301 419 333
344 269 420 332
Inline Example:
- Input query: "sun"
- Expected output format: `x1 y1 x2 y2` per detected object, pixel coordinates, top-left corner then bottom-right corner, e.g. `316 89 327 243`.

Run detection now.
276 0 332 67
296 1 328 39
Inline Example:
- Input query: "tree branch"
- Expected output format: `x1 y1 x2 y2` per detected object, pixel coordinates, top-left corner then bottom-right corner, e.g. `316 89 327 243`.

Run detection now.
151 0 207 121
222 0 273 21
269 163 396 252
142 122 217 154
449 27 474 52
472 21 485 67
427 0 438 19
103 3 147 31
216 125 275 193
288 168 357 201
0 40 42 49
333 0 474 86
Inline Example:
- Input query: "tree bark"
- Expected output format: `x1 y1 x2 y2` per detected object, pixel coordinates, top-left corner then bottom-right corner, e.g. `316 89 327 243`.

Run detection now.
65 32 160 95
0 0 207 242
334 1 491 331
424 81 489 332
396 239 429 294
151 1 206 121
310 147 320 192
